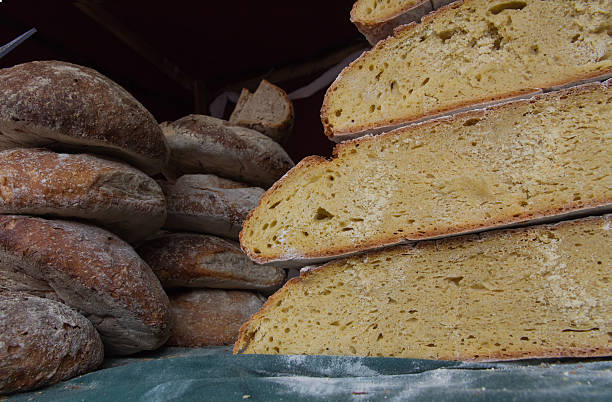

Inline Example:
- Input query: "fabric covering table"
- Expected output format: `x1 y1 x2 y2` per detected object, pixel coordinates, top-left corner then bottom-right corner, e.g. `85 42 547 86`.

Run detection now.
7 347 612 401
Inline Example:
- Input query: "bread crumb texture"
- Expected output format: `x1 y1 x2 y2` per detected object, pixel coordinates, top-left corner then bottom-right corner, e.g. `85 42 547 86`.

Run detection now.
353 0 424 23
324 0 612 136
242 82 611 264
235 216 611 360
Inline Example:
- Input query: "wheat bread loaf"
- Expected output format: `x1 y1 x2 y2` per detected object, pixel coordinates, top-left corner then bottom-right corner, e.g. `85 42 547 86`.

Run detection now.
0 215 171 355
161 115 294 187
0 292 104 395
241 81 612 267
168 289 266 347
351 0 455 45
0 148 166 243
229 80 294 143
324 0 612 141
160 174 264 239
137 233 286 292
0 61 169 174
235 216 611 361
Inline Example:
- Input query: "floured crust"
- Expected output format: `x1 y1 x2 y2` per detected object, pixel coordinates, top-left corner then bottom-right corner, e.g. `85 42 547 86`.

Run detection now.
0 148 166 243
0 215 171 355
0 61 169 174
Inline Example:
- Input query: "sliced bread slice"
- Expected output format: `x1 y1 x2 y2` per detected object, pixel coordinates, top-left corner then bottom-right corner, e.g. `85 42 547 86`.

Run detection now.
324 0 612 141
235 215 612 361
241 81 611 267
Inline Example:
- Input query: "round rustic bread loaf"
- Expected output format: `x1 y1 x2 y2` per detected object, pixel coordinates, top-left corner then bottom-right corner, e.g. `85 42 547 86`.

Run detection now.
167 289 265 347
0 148 166 243
160 174 264 239
0 60 169 174
137 233 286 292
0 292 104 395
161 115 294 187
0 215 171 355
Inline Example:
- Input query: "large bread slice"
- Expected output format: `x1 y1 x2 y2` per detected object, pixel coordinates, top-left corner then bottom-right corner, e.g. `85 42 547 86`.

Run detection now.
160 174 264 240
0 292 104 395
229 80 294 144
241 81 612 267
0 215 171 355
323 0 612 141
161 115 294 187
137 233 286 293
235 216 612 361
0 61 169 174
0 148 166 243
351 0 455 45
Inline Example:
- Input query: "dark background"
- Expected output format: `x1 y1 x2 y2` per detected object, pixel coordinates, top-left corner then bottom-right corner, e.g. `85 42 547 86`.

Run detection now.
0 0 369 162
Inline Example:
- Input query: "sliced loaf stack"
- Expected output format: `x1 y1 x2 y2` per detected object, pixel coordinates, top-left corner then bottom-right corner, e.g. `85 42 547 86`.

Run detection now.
235 0 611 361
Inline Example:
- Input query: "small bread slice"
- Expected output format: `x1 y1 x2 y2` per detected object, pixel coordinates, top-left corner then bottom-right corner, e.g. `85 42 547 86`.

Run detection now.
323 0 612 141
229 80 294 144
351 0 455 45
241 81 611 267
235 215 612 361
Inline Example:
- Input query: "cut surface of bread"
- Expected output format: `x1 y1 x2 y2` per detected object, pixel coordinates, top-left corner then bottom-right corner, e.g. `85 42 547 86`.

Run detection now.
241 81 611 267
324 0 612 141
235 216 612 361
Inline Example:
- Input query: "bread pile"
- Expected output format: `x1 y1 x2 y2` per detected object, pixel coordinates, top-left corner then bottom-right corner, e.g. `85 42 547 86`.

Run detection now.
235 0 611 361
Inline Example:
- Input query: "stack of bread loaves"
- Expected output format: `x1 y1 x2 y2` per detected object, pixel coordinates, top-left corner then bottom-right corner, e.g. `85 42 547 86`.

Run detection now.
235 0 611 361
136 80 295 347
0 60 173 394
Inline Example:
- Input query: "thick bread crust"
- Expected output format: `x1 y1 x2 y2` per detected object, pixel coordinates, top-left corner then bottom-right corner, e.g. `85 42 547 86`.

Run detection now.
0 148 166 243
0 215 171 355
0 61 169 174
0 292 104 395
235 216 611 360
137 233 286 292
244 81 612 267
168 289 266 347
323 0 612 140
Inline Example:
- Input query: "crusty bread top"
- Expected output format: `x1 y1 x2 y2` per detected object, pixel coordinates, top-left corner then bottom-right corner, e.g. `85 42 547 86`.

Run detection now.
0 61 169 174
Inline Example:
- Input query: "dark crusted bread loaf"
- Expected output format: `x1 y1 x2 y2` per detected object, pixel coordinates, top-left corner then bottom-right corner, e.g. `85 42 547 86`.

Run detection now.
161 115 294 187
0 292 103 395
0 148 166 243
0 215 171 355
235 216 611 361
0 61 168 174
138 233 286 292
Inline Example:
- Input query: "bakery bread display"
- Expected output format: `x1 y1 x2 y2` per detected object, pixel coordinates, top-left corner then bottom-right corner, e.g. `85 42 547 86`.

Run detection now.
229 80 294 144
0 148 166 243
235 216 611 360
351 0 455 45
241 81 611 267
168 289 266 347
323 0 612 141
0 292 104 395
0 215 171 355
160 174 264 240
0 61 169 174
137 233 286 292
161 114 294 187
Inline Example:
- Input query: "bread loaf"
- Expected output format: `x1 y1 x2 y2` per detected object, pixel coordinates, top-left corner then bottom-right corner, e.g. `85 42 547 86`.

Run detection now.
0 292 103 395
242 81 612 267
323 0 612 141
168 289 265 347
0 215 171 355
235 216 612 361
161 115 294 187
0 148 166 243
137 233 286 292
160 174 264 239
351 0 455 45
0 61 169 174
229 80 294 143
